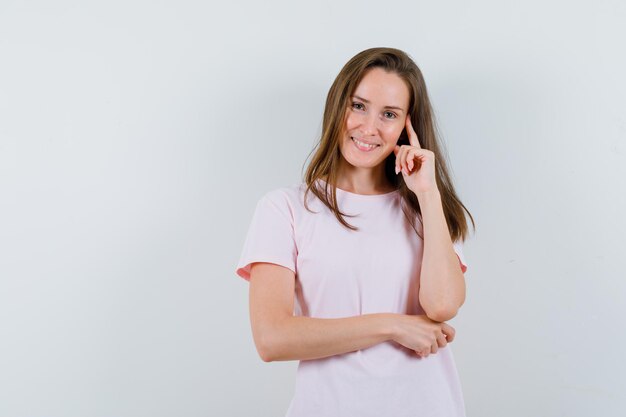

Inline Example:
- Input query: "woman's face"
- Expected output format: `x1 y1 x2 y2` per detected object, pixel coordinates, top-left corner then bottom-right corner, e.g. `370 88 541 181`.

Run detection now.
339 67 410 171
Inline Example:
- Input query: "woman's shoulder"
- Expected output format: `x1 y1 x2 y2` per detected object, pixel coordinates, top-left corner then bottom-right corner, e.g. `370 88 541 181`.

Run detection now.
256 182 309 209
258 181 326 215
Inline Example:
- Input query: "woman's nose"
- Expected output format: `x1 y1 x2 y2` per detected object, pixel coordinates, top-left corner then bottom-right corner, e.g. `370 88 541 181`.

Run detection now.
360 113 379 135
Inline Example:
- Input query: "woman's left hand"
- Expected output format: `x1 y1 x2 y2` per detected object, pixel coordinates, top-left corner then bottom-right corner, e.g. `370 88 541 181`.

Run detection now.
394 115 439 195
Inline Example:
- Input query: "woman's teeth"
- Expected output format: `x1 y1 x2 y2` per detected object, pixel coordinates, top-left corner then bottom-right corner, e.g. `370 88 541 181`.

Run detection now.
352 137 379 150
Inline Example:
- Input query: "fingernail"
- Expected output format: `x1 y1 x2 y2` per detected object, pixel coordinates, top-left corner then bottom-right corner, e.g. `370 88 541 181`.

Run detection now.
395 166 400 175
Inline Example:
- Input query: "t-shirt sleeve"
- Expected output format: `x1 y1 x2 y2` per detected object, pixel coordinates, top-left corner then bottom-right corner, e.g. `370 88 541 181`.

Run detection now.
452 240 468 274
235 190 298 281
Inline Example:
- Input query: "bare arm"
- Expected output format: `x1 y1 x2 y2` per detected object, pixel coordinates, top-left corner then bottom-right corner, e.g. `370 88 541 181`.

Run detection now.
249 262 396 362
266 314 395 362
417 189 466 322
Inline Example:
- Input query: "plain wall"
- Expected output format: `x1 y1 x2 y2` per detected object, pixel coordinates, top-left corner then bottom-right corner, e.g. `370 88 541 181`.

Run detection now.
1 0 625 416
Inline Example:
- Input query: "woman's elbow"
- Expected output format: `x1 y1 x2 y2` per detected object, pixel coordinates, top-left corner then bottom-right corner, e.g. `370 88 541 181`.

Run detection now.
258 347 273 363
255 332 278 362
420 289 465 322
425 306 459 322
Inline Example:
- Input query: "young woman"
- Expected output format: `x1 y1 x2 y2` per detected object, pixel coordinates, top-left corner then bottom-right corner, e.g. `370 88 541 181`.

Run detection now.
236 47 475 417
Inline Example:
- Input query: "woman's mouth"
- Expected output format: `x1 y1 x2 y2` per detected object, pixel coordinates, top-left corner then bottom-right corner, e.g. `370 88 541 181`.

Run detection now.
351 137 380 152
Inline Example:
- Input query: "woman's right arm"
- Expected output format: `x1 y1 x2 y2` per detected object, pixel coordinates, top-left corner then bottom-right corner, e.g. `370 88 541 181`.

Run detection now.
249 262 452 362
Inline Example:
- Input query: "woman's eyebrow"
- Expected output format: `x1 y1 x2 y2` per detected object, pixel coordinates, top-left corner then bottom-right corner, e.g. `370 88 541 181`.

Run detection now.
352 95 405 112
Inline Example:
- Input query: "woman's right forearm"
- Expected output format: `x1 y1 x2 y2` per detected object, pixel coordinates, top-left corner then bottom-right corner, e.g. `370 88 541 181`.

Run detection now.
263 313 399 362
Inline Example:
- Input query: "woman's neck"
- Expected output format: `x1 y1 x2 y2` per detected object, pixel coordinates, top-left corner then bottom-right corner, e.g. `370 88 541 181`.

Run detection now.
323 165 395 195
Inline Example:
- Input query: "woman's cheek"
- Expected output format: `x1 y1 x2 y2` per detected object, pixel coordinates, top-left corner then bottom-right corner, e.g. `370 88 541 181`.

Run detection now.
391 125 403 140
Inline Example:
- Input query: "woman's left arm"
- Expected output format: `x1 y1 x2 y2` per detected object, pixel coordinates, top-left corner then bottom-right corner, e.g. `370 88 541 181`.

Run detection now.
416 189 466 322
395 115 466 322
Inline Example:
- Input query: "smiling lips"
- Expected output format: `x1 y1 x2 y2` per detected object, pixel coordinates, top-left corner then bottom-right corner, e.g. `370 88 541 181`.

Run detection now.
351 137 380 152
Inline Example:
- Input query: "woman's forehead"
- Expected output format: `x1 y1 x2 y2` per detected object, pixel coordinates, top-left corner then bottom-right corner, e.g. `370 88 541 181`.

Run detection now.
353 69 410 109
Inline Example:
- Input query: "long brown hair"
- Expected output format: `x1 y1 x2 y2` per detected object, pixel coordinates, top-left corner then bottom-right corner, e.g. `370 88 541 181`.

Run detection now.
302 47 475 242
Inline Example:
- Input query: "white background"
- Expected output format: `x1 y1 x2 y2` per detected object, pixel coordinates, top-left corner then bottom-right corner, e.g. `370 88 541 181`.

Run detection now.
1 1 625 416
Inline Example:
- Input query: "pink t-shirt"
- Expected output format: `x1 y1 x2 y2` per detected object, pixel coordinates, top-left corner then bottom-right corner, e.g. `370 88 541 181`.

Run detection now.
236 179 468 417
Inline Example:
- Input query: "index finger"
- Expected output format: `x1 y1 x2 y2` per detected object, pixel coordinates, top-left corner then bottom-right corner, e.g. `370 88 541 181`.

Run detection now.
406 115 422 149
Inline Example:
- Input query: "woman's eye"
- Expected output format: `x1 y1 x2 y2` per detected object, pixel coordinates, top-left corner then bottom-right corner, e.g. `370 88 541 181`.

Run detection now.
351 102 364 110
385 111 397 119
